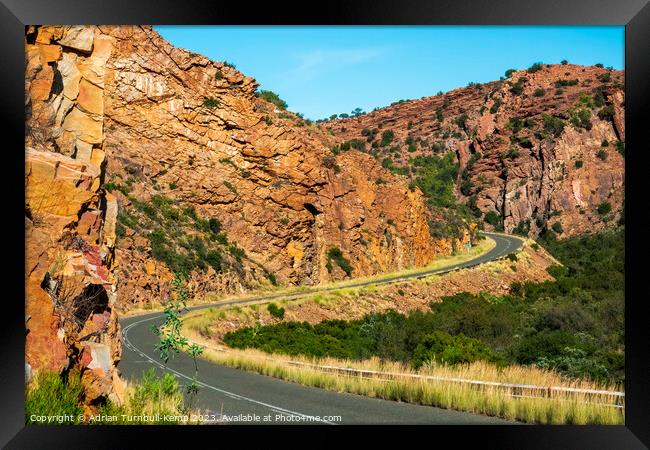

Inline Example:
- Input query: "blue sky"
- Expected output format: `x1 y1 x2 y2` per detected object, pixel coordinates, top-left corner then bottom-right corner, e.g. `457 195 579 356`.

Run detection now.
155 26 624 120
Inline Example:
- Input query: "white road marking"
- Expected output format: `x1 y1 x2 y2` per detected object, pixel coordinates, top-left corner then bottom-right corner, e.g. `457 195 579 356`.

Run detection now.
121 233 523 425
122 315 336 425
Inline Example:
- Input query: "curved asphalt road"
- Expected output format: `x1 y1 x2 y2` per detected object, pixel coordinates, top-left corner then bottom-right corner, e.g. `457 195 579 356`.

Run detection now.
118 232 523 425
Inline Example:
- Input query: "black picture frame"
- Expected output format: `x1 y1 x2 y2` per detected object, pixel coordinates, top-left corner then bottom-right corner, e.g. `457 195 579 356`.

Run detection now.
2 0 649 447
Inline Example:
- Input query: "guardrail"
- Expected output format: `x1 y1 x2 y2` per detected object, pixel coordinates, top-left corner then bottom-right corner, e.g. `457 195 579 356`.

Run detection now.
285 361 625 409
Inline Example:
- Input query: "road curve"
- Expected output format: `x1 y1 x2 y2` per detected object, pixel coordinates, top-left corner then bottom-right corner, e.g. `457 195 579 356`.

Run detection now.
118 232 524 425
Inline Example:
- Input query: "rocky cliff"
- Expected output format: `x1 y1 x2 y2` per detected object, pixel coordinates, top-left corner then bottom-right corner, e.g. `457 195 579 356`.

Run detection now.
26 26 455 316
326 64 625 237
25 26 125 410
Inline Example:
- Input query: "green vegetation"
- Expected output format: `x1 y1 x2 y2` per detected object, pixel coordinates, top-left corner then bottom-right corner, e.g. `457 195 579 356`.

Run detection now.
533 88 546 97
25 370 84 424
509 78 526 95
555 79 579 88
597 150 608 161
224 229 625 384
257 90 288 110
489 98 502 114
152 274 204 409
454 113 469 130
527 62 544 73
326 246 353 277
504 68 516 78
512 220 531 237
597 72 611 83
575 160 583 169
267 302 286 320
380 130 395 147
223 61 237 69
597 202 612 216
615 140 625 157
203 97 220 108
542 114 565 137
105 180 132 196
597 105 615 120
410 153 458 208
121 194 246 277
26 367 196 425
568 107 592 131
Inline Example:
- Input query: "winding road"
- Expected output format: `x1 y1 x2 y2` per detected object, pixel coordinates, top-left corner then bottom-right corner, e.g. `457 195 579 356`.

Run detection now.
119 232 524 425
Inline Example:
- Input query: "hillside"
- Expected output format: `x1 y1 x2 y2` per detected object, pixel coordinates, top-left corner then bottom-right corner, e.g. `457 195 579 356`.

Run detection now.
26 26 475 315
325 63 625 237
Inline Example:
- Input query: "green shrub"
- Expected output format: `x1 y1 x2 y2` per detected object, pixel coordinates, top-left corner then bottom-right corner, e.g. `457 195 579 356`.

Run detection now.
597 202 611 215
455 113 469 129
542 114 565 137
380 130 394 147
555 79 578 88
575 160 583 168
510 78 526 95
484 210 501 227
597 105 615 120
597 150 608 161
569 107 592 130
411 331 500 368
489 98 502 114
267 303 286 320
208 218 222 234
326 246 352 277
203 97 220 108
551 222 564 234
257 90 288 110
533 88 546 97
527 62 544 73
25 371 84 424
512 220 530 237
597 72 611 83
615 140 625 157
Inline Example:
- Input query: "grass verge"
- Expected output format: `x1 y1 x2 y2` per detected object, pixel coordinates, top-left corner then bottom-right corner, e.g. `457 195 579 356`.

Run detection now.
25 368 205 425
182 331 623 425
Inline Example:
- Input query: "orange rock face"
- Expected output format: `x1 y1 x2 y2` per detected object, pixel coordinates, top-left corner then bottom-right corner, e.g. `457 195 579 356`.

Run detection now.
26 27 452 327
326 64 625 237
91 25 449 308
25 26 123 408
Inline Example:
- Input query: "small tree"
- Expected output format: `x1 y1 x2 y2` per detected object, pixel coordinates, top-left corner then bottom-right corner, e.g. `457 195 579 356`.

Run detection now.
151 273 204 411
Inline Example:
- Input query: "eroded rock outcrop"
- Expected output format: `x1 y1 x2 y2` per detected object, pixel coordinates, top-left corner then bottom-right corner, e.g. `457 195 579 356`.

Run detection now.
95 26 450 308
327 64 625 237
25 26 125 410
27 26 453 314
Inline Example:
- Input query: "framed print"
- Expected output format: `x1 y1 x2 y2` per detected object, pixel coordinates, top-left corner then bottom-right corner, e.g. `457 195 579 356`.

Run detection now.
2 0 649 447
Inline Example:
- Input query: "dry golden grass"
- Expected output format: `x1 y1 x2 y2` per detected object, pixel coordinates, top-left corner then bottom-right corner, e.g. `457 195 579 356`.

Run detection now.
182 328 624 425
